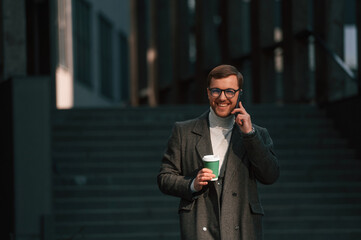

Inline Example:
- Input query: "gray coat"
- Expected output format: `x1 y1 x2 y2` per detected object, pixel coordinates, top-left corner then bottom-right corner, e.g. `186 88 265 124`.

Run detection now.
158 111 279 240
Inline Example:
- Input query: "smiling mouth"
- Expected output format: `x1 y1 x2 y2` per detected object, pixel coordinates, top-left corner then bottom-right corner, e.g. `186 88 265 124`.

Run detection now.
217 103 229 107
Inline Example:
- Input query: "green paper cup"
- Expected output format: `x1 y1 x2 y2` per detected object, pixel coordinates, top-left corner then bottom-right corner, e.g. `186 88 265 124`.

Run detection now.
202 155 220 181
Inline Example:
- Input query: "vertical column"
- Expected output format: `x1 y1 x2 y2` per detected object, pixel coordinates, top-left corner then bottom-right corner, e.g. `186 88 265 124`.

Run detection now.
1 0 28 237
230 0 252 103
129 0 139 106
194 0 205 104
13 77 52 240
148 0 172 106
313 0 328 104
0 0 3 81
356 0 361 95
195 0 221 103
170 0 190 103
314 0 344 103
218 0 229 62
250 0 275 103
219 0 249 62
1 0 27 80
326 0 344 101
282 0 311 103
130 0 148 106
26 0 51 75
1 1 53 239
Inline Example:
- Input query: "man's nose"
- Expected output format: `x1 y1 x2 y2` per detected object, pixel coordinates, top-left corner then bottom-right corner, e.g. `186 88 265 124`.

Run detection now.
219 91 227 100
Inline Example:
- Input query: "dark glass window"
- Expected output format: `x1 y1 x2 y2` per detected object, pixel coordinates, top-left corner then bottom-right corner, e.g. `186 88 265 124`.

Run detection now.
98 15 113 99
73 0 92 87
119 32 129 103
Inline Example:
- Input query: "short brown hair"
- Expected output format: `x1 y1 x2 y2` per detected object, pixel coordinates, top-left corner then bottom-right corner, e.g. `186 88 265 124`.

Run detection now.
207 64 244 89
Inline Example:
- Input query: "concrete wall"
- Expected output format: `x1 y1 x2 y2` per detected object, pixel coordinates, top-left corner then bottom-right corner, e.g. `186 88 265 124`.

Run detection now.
12 77 53 240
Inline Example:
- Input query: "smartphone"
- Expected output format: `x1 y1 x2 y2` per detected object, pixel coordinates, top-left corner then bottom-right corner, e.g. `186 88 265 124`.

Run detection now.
234 90 243 117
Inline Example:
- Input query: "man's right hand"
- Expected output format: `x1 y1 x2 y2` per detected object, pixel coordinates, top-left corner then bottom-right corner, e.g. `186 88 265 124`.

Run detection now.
193 168 216 192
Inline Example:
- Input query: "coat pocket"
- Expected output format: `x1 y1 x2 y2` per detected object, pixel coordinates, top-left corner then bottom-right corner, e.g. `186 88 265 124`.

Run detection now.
249 202 264 216
178 199 195 213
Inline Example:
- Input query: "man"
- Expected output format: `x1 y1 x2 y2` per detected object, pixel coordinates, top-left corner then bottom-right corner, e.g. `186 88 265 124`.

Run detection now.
157 64 279 240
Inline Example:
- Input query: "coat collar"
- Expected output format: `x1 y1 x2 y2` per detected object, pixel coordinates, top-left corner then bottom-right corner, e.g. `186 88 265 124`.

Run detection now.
192 111 213 162
192 111 246 174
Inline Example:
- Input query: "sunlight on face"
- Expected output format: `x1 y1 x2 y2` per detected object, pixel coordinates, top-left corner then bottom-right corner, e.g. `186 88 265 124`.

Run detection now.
207 75 240 118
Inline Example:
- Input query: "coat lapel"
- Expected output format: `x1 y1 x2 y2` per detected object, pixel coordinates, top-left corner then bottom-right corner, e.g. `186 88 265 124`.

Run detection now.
192 111 213 165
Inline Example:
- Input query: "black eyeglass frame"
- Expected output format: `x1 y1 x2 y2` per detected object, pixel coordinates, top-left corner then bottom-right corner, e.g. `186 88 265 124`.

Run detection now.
208 88 242 99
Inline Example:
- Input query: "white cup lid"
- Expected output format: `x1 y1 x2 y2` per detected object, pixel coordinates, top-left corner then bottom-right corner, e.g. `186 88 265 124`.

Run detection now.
202 155 220 162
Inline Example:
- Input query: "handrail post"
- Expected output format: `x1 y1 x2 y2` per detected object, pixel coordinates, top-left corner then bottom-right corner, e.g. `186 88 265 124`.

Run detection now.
357 0 361 96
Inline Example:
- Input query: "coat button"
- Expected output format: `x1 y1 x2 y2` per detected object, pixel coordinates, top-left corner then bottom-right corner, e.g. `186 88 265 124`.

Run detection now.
202 227 207 231
235 225 239 230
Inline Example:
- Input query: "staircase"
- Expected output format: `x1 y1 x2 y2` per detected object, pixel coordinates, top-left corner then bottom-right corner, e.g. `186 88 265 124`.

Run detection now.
52 105 361 240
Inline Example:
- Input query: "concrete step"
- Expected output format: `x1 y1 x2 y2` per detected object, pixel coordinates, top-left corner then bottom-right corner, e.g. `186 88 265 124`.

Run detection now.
52 147 356 157
276 169 361 182
53 203 361 223
53 127 341 140
264 215 361 229
276 148 356 158
54 195 178 211
53 173 158 185
53 105 327 122
54 228 361 240
52 151 163 159
54 216 361 236
54 207 178 222
52 118 334 129
55 232 180 240
53 153 359 164
54 182 361 198
54 185 160 198
52 152 360 166
260 192 361 205
53 161 361 176
264 204 361 217
52 166 361 184
53 160 361 178
55 219 179 236
52 143 165 153
264 228 361 240
53 192 361 211
53 126 339 135
259 182 361 194
52 137 349 147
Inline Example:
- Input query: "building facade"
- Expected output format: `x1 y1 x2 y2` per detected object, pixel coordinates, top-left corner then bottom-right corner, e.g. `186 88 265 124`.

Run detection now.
56 0 130 108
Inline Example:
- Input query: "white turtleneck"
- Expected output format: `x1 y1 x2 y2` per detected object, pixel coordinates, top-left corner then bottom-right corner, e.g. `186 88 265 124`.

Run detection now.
190 108 235 193
208 107 235 173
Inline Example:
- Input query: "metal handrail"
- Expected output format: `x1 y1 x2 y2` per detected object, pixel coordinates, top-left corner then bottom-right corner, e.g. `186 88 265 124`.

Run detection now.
233 29 357 83
295 29 357 81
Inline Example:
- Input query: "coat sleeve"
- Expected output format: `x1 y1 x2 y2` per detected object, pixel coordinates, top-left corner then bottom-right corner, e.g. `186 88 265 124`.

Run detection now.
157 123 195 201
241 125 280 185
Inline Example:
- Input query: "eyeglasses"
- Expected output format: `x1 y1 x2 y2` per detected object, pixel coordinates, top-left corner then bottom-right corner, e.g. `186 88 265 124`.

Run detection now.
208 88 242 99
